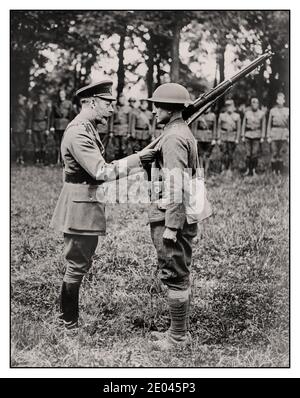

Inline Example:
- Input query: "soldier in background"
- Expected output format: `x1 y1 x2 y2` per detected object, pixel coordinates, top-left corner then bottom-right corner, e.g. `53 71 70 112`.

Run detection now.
109 93 131 159
130 99 152 152
50 89 74 164
11 94 30 165
266 92 289 174
151 118 164 140
241 97 266 176
28 92 51 164
191 108 217 175
217 99 241 172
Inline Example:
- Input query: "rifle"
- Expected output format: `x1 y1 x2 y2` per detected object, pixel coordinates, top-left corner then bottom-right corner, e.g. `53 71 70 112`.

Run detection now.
146 51 273 149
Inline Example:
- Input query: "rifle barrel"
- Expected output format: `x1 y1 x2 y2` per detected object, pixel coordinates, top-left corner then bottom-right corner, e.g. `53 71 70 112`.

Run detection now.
182 51 273 121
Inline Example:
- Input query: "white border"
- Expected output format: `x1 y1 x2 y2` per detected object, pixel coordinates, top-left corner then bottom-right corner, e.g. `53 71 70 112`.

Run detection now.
2 1 298 379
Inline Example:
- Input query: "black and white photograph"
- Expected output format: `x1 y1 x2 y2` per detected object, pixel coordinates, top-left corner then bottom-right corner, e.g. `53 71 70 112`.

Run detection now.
9 8 290 369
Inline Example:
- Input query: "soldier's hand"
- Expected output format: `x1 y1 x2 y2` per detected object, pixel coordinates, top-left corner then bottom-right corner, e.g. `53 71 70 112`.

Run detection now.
241 137 245 143
163 227 177 243
109 132 113 138
211 139 216 146
260 137 264 143
139 148 158 164
267 137 272 144
50 127 55 133
26 129 32 135
217 139 221 146
45 130 50 136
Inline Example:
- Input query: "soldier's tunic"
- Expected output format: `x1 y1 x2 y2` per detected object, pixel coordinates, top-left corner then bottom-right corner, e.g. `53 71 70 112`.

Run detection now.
110 104 131 158
218 111 240 169
149 114 198 291
50 114 142 283
11 103 29 157
267 105 289 163
243 109 265 165
29 101 51 152
130 108 152 152
191 112 216 165
51 99 74 146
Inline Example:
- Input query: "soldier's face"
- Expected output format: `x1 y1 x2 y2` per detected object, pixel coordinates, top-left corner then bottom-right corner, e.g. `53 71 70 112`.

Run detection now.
153 105 170 124
93 98 114 122
276 95 285 106
59 90 66 101
251 99 259 110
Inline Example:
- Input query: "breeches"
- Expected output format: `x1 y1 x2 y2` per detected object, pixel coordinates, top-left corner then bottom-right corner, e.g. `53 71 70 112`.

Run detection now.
12 133 27 152
245 138 260 159
150 221 198 291
32 130 47 151
220 141 236 167
54 130 64 149
270 140 288 162
197 142 213 158
63 233 99 283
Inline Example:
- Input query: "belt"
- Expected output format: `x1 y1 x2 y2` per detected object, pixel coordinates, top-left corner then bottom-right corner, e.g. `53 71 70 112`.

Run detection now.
65 174 101 185
136 127 149 130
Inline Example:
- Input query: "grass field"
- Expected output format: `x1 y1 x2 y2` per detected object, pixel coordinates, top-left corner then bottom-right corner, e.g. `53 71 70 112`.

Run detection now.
10 165 289 367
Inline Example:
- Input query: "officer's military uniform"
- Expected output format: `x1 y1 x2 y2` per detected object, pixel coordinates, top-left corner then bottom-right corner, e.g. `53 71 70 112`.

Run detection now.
217 111 241 170
29 99 51 163
191 111 216 173
11 100 29 164
242 108 265 174
130 107 152 152
109 103 132 158
50 81 145 329
51 98 74 163
267 105 289 170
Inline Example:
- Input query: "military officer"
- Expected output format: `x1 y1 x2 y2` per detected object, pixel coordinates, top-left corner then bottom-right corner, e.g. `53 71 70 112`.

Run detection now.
266 92 289 174
241 97 266 176
217 99 241 171
50 89 74 164
50 80 157 330
191 108 217 175
130 99 153 152
146 83 200 350
28 92 51 164
11 94 30 165
109 93 131 158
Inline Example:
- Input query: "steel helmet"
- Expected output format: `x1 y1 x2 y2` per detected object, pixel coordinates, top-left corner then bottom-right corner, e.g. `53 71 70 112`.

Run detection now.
147 83 192 106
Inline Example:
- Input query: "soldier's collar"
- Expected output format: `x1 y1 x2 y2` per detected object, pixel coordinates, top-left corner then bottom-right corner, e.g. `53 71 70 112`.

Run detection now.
165 113 183 127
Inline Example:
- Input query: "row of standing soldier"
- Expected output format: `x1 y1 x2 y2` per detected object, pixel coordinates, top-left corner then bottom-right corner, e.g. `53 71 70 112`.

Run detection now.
11 90 289 175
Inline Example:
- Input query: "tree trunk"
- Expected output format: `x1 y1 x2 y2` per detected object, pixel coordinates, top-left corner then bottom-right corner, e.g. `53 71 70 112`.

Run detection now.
117 33 126 99
11 51 31 102
216 43 226 112
170 22 181 82
156 58 162 86
146 38 154 97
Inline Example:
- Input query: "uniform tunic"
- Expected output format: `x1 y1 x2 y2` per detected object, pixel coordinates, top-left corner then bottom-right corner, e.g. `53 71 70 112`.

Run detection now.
131 109 152 141
51 99 73 131
149 114 198 291
267 106 289 141
11 103 29 154
243 109 265 140
218 111 240 142
192 112 216 142
50 114 142 236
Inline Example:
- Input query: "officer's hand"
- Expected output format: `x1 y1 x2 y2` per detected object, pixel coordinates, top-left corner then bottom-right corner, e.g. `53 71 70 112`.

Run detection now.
211 139 216 146
260 137 264 143
267 137 272 144
139 148 158 164
163 227 177 243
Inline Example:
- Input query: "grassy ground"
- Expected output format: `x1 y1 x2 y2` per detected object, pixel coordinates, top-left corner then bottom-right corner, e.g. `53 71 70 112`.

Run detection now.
10 165 289 367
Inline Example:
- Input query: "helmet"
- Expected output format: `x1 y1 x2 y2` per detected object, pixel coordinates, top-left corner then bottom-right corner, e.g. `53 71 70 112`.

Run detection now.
147 83 192 106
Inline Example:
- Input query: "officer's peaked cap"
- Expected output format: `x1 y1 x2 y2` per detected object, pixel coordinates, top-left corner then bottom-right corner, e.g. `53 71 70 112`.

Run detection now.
147 83 192 106
76 80 116 101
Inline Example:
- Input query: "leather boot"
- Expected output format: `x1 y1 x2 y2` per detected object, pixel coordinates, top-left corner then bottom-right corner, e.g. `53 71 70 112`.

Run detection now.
59 281 80 329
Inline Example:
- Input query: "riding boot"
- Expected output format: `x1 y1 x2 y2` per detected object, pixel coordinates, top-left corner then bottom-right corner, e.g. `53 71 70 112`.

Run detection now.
59 281 80 329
